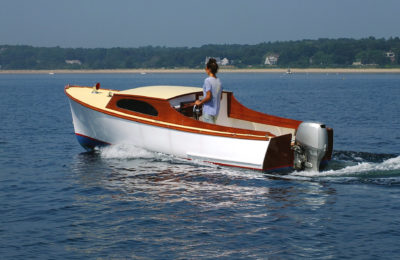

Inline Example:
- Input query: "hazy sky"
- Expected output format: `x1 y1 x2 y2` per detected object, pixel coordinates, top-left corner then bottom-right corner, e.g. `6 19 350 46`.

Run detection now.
1 0 399 48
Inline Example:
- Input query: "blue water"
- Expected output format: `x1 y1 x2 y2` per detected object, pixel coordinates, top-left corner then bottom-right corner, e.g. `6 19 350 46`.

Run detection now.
1 72 400 259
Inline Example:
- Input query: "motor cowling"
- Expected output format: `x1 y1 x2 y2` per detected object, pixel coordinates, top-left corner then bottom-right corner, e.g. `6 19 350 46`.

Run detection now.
293 122 328 171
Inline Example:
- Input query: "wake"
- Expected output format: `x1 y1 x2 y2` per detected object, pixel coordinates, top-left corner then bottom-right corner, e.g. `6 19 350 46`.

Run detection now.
286 151 400 185
292 155 400 178
96 145 400 183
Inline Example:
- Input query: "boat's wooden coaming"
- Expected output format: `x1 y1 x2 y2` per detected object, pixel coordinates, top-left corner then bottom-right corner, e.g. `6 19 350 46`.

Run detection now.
106 93 281 140
227 92 302 129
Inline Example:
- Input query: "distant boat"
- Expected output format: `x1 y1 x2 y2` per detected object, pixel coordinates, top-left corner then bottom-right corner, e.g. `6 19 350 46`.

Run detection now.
140 72 147 75
286 68 292 74
49 72 55 75
65 84 333 172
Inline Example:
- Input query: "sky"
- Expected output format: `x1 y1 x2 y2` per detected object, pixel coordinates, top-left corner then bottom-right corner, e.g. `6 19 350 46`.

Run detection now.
1 0 399 48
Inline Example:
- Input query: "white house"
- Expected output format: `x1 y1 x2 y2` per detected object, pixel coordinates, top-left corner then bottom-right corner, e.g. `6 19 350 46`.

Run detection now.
264 54 279 65
221 58 229 66
65 60 82 65
386 51 395 63
205 57 229 66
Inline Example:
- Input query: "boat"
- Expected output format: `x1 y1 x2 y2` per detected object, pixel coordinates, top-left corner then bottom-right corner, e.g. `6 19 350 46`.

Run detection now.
65 83 333 172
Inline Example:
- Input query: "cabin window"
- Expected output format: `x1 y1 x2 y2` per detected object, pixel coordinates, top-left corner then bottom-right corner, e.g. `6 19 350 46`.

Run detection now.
116 99 158 116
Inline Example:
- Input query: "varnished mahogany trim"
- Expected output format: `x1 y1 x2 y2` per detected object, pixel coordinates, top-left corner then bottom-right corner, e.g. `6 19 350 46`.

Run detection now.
227 92 302 129
263 134 294 170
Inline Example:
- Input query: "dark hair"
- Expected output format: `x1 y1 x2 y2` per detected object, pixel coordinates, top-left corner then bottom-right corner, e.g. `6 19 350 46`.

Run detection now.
206 58 219 75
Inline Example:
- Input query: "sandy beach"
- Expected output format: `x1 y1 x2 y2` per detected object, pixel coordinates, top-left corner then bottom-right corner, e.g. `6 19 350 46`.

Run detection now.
1 68 400 74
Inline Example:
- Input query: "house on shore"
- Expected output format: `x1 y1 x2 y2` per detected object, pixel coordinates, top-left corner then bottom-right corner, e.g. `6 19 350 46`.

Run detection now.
205 57 230 66
264 54 279 65
386 51 396 63
65 60 82 65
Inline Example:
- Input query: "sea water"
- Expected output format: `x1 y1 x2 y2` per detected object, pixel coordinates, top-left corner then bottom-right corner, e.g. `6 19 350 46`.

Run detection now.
0 72 399 259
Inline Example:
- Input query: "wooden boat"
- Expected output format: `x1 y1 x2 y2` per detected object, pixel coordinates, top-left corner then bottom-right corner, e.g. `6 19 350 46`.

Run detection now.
65 84 333 172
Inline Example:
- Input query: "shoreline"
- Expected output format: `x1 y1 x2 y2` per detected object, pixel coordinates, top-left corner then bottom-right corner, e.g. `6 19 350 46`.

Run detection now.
1 68 400 74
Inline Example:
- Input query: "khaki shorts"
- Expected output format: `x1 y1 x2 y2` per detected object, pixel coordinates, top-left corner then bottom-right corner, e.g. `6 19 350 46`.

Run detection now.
202 114 216 124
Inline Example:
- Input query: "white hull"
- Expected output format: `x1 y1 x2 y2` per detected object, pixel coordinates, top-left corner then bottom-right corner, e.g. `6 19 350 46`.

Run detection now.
69 99 270 170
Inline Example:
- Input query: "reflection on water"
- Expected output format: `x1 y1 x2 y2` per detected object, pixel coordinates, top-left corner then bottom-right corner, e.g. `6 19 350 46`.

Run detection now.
71 146 333 210
66 144 400 258
67 145 338 258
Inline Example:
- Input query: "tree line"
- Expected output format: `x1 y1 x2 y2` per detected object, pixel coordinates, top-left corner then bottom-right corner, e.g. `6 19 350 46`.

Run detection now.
1 37 400 70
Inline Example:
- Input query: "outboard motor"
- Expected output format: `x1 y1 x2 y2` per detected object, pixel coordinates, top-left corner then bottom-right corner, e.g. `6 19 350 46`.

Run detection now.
293 122 328 171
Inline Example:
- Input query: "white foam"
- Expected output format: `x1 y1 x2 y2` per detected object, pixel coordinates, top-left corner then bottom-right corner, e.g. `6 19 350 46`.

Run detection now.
97 144 220 168
98 144 400 180
292 155 400 178
98 144 155 159
96 144 267 181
